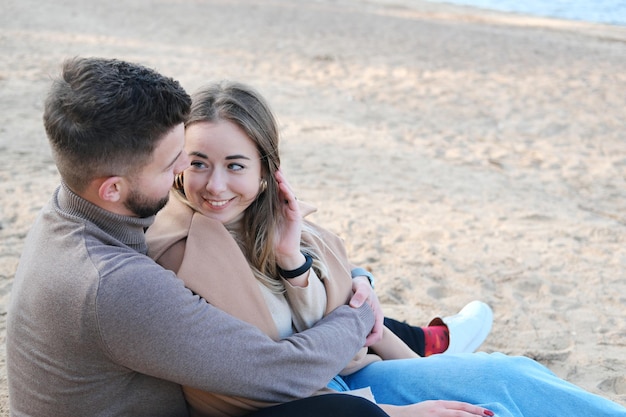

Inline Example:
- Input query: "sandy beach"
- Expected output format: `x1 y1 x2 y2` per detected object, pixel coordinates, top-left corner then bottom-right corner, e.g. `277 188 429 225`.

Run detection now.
1 0 625 413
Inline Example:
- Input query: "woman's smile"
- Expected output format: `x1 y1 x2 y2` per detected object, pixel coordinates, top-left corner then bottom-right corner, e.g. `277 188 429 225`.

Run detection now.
203 197 234 209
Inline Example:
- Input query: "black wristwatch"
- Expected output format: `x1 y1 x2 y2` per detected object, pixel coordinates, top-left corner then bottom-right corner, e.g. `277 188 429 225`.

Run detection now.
351 267 375 289
278 252 313 279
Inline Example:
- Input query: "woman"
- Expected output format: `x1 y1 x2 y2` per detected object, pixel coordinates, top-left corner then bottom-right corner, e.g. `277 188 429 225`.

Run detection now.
146 81 626 417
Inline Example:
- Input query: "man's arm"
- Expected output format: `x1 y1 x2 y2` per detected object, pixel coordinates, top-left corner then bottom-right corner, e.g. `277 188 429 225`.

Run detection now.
98 260 375 402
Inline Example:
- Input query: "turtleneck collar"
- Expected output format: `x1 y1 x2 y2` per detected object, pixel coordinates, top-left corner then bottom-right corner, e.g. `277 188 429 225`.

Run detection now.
55 182 155 253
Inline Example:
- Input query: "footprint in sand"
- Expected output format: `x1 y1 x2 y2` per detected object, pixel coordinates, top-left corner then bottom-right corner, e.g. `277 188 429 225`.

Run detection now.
598 376 626 397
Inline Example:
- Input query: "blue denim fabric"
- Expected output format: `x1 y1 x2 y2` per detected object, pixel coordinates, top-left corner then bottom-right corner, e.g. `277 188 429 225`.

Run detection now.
329 352 626 416
327 375 352 392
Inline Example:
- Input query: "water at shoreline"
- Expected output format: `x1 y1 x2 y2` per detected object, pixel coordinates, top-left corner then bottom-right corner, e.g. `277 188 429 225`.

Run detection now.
426 0 626 26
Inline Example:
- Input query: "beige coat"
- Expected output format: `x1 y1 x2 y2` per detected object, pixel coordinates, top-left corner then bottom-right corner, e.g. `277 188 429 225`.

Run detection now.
146 193 416 417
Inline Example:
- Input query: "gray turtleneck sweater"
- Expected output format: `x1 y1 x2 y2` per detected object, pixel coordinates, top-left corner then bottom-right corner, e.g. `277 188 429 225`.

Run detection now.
6 183 375 417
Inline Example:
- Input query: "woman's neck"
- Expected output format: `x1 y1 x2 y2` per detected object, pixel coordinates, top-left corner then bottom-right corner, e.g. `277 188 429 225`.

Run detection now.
225 219 244 237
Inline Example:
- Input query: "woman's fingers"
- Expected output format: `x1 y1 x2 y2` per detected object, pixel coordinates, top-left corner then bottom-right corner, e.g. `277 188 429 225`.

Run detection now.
275 170 299 212
380 401 494 417
431 400 494 416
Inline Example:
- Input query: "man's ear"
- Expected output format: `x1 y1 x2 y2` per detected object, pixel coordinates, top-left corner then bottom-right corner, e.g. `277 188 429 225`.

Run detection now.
98 176 124 203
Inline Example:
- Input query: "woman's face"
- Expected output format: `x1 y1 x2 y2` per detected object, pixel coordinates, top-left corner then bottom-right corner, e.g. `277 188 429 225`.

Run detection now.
183 120 263 225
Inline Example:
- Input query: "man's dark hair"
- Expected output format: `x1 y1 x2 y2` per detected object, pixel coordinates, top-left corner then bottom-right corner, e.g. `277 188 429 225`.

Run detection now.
43 57 191 192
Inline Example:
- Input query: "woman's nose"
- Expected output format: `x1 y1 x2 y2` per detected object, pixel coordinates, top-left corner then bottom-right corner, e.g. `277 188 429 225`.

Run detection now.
205 170 227 194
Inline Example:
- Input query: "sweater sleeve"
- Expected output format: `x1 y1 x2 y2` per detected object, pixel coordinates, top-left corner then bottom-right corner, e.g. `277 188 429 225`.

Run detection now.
283 269 327 332
96 256 374 403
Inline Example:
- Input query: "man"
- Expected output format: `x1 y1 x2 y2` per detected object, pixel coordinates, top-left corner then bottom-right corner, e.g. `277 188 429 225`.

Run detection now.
6 57 379 417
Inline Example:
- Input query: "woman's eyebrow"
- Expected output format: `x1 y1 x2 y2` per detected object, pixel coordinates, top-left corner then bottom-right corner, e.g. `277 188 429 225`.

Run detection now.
226 154 251 160
189 151 208 158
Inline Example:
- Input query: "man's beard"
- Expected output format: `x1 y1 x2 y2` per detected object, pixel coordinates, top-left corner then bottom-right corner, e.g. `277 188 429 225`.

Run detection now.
125 188 170 218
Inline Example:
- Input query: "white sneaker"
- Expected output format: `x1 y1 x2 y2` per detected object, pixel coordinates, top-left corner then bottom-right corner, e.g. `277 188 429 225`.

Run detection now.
428 300 493 354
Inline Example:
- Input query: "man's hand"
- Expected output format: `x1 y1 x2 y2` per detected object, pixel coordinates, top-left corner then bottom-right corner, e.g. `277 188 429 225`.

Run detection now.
349 276 384 346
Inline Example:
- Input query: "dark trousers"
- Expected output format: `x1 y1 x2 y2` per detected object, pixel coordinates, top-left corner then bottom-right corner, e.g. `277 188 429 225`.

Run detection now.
383 317 426 357
246 394 390 417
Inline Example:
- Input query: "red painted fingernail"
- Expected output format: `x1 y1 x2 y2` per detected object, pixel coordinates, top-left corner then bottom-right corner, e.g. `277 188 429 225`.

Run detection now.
484 410 494 416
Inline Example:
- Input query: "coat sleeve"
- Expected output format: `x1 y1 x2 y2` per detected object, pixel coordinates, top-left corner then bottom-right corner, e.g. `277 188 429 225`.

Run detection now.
284 269 327 332
303 221 420 370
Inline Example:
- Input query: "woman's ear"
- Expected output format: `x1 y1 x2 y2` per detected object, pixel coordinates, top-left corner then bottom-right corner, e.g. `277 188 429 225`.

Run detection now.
98 176 124 203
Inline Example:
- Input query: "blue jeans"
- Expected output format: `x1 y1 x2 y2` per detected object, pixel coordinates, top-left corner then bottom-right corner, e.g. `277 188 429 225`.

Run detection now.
328 352 626 416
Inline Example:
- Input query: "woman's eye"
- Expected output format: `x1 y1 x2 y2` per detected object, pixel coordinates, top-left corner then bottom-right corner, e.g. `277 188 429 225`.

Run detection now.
190 161 207 169
229 163 245 171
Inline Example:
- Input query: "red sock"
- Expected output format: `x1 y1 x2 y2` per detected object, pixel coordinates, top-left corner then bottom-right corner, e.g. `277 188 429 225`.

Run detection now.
423 325 449 357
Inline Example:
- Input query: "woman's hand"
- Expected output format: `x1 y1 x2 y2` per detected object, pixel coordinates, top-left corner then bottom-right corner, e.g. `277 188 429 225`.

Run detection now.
380 401 494 417
274 170 307 282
